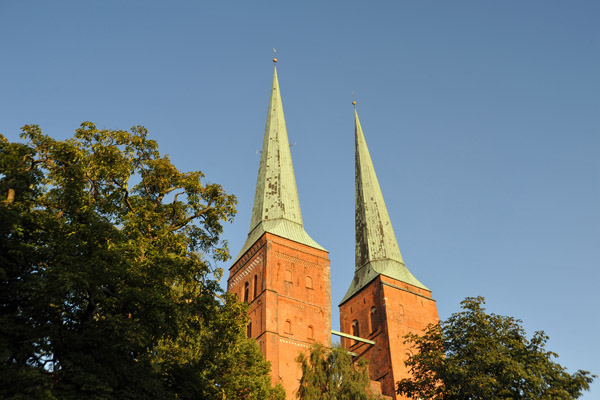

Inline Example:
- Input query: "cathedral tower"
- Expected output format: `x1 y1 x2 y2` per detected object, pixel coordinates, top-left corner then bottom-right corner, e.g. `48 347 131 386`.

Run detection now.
227 62 331 398
339 107 439 399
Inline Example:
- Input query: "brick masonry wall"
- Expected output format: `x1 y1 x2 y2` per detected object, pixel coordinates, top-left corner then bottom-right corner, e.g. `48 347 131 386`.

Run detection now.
340 275 439 399
228 233 331 399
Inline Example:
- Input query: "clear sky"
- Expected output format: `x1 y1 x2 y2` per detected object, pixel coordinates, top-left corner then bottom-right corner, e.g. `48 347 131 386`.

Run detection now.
1 1 598 397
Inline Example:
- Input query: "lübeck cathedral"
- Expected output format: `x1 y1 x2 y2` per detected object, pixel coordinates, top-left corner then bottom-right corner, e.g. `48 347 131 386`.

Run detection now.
227 60 439 400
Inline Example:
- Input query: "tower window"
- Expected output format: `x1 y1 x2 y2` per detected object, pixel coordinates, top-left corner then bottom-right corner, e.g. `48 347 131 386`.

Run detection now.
284 319 292 334
253 274 258 298
285 269 292 282
247 321 252 338
351 320 359 345
370 307 378 333
244 282 249 302
305 276 313 289
307 325 314 340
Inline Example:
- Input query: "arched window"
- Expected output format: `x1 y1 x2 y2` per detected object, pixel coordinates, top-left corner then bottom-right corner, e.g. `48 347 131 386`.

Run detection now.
284 319 292 334
305 276 313 289
253 274 258 298
247 321 252 338
370 307 378 333
307 325 314 340
351 320 359 345
244 282 249 302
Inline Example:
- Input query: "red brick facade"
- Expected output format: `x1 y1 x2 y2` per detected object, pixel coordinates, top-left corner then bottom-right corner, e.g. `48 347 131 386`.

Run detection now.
227 232 331 398
227 68 436 399
340 275 439 399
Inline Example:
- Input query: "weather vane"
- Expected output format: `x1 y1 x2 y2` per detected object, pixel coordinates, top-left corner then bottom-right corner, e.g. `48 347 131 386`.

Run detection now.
352 92 358 108
273 48 277 64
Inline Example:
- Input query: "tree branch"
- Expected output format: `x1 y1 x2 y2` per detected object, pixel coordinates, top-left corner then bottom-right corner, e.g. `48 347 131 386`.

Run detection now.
169 205 211 232
172 191 185 204
112 179 135 213
157 186 181 203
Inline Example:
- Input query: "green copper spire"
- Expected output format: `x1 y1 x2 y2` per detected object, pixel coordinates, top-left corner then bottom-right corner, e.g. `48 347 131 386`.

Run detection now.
340 108 427 304
233 65 325 264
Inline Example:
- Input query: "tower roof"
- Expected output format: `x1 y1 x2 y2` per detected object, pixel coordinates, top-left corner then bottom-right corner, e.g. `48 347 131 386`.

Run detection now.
233 65 325 264
340 108 428 305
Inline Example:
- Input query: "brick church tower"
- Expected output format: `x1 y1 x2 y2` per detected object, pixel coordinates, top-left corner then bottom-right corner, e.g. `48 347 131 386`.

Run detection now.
339 107 439 399
227 62 331 398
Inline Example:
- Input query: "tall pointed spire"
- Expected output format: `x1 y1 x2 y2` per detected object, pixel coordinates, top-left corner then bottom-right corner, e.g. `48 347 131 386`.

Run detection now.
341 106 427 304
249 64 303 230
233 63 324 263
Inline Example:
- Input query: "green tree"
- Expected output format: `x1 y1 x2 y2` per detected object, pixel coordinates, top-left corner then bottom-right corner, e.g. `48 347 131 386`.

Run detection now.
296 343 381 400
397 296 595 400
0 124 284 400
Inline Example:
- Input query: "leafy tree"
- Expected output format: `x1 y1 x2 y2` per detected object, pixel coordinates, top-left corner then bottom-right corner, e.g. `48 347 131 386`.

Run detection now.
296 343 382 400
152 291 284 400
397 296 595 400
0 124 284 400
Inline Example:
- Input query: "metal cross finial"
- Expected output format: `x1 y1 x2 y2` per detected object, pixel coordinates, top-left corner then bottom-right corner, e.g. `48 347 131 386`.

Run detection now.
273 48 278 64
352 92 358 109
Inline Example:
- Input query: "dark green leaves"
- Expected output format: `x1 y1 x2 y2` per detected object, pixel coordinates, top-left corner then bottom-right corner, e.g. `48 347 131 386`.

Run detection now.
296 343 381 400
397 297 596 400
1 124 279 399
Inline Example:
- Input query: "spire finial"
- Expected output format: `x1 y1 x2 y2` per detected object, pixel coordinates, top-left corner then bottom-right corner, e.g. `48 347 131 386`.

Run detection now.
352 92 357 109
273 48 278 64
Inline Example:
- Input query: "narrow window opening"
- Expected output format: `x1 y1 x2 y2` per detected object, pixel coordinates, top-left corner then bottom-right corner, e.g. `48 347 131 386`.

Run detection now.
244 282 249 302
284 319 292 334
370 307 378 333
253 274 258 298
247 321 252 338
351 320 359 345
305 276 313 289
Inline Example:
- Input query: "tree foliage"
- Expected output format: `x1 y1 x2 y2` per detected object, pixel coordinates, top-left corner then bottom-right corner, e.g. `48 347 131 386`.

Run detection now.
296 343 381 400
397 296 595 400
0 124 284 399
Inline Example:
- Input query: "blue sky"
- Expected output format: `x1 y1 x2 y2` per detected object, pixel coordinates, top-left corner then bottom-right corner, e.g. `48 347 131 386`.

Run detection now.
1 1 598 396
